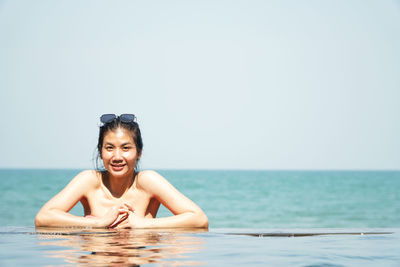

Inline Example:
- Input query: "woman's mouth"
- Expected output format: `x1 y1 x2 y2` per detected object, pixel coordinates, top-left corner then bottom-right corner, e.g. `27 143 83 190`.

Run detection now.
111 164 125 172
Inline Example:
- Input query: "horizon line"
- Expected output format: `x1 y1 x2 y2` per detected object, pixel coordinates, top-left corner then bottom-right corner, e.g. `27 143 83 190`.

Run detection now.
0 167 399 172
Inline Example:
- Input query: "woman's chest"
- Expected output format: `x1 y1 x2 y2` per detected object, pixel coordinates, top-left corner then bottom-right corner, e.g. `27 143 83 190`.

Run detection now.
85 187 151 217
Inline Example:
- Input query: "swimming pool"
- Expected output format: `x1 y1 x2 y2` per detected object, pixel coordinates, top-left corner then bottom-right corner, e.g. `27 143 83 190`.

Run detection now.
1 227 399 266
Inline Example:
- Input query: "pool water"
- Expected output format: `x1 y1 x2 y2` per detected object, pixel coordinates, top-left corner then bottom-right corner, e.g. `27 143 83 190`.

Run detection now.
1 227 399 266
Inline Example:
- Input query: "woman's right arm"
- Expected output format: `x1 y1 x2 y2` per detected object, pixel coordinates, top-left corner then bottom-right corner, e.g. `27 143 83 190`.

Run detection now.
35 170 126 228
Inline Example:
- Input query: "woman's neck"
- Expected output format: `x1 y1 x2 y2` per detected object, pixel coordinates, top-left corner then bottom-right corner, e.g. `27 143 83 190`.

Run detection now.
104 171 135 198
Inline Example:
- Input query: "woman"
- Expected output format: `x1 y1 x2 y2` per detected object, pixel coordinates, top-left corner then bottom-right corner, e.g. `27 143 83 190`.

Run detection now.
35 114 208 229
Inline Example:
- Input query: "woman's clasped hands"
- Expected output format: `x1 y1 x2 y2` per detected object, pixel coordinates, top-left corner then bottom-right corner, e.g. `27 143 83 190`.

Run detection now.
112 203 147 229
85 203 142 229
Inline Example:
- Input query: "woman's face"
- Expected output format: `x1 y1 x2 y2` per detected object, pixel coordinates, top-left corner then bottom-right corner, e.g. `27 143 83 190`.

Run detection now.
101 127 140 178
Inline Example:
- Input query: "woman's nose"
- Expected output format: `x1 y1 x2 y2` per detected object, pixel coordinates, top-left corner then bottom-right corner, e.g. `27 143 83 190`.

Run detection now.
113 149 123 159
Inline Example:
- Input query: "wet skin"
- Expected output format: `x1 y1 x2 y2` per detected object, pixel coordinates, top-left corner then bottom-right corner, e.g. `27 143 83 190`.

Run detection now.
35 128 208 229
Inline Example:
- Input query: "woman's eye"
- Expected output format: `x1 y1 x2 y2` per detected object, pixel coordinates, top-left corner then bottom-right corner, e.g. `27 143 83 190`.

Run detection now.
123 146 131 150
105 146 113 151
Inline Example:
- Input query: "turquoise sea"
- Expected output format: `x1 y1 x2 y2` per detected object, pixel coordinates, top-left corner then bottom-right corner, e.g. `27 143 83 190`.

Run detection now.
1 169 400 266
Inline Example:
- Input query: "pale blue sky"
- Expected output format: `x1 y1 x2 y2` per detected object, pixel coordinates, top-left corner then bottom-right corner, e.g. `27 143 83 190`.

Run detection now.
0 0 399 169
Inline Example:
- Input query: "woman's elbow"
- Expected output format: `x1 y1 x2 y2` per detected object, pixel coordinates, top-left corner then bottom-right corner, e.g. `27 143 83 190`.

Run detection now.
35 210 50 227
35 213 45 227
194 212 209 228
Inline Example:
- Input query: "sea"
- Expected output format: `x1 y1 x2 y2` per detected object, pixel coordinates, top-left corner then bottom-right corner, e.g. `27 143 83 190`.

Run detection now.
0 169 399 266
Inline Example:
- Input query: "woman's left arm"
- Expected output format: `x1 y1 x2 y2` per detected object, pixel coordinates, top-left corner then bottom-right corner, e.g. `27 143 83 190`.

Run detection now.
118 170 208 229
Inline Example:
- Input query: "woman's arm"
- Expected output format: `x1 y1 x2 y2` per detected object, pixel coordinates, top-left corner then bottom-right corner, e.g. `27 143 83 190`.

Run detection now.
35 170 127 228
117 170 209 229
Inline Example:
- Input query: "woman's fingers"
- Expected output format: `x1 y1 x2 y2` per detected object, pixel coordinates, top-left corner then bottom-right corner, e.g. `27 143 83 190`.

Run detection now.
122 202 134 212
109 212 129 228
118 208 130 213
114 218 129 229
107 205 130 228
106 203 134 228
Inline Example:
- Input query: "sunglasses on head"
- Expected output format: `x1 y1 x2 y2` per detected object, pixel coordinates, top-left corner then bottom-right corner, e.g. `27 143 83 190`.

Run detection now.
100 114 136 124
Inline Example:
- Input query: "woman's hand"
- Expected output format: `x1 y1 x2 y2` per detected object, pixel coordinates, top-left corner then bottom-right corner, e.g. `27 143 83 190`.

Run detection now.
113 203 148 229
114 212 147 229
89 204 132 228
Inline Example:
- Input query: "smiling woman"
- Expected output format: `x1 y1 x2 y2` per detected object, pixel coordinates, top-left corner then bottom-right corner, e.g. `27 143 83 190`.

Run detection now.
35 114 208 229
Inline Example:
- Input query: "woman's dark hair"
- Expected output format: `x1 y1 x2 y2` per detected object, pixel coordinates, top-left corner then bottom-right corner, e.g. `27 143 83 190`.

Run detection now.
95 117 143 171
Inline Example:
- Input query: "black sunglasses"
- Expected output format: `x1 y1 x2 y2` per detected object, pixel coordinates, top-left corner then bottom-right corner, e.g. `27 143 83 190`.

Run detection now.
100 114 136 124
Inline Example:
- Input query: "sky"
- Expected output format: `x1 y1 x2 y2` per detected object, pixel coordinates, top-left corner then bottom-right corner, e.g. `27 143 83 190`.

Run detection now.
0 0 399 170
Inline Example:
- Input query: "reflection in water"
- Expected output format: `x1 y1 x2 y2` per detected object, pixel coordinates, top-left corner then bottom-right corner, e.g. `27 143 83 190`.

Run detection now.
35 228 206 266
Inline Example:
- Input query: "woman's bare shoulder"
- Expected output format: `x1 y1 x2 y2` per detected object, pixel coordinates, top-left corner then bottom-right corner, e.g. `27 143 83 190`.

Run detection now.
69 170 102 189
135 170 166 191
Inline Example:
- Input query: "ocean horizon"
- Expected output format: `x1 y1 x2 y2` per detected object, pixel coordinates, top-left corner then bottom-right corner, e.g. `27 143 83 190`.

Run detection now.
1 168 399 228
